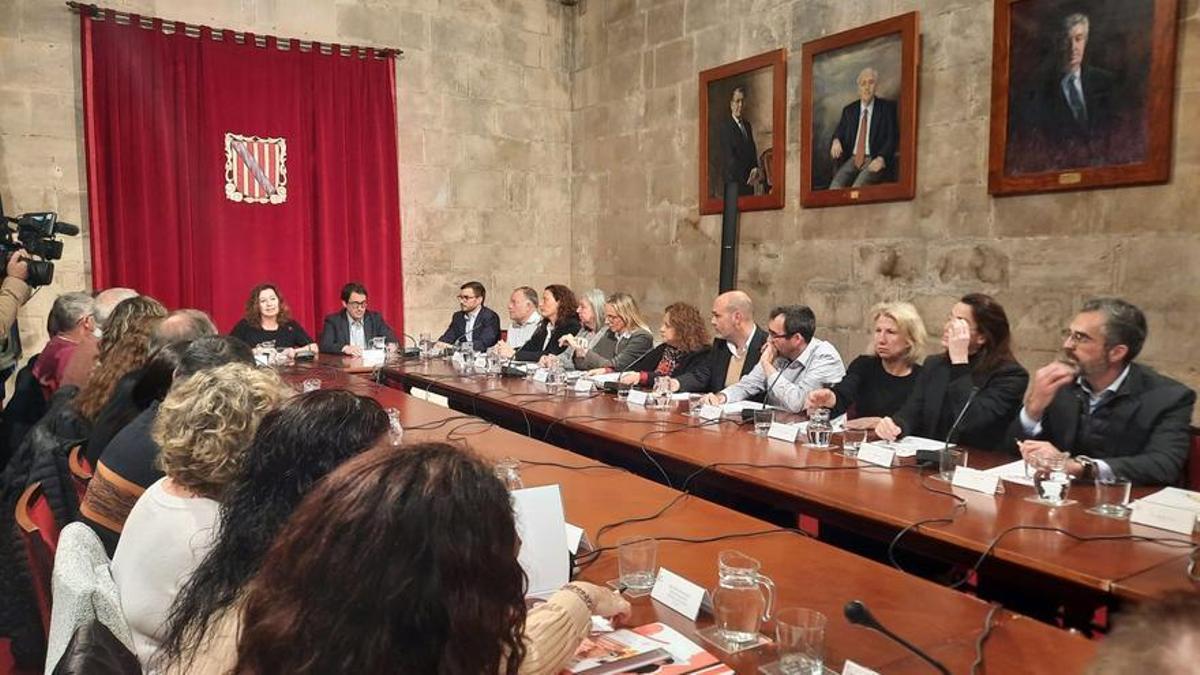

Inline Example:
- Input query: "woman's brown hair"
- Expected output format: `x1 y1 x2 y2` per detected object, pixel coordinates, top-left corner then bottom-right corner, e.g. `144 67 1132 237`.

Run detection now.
242 283 292 327
234 442 528 675
544 284 579 327
75 296 167 420
959 293 1016 375
663 302 710 353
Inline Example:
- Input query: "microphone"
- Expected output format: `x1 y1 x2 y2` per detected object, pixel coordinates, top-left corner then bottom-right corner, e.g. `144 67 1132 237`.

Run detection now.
401 333 421 358
844 601 950 675
916 384 981 467
740 355 797 422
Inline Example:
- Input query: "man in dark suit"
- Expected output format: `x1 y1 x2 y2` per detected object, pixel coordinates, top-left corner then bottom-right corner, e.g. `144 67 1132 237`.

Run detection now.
718 86 765 196
319 282 399 355
829 67 899 189
673 290 766 397
1022 13 1117 143
1013 298 1196 486
436 281 501 353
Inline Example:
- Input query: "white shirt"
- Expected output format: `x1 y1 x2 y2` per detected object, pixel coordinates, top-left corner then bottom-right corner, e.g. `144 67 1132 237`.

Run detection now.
112 479 221 669
507 313 543 351
349 317 366 349
724 326 759 359
463 306 482 344
721 337 846 413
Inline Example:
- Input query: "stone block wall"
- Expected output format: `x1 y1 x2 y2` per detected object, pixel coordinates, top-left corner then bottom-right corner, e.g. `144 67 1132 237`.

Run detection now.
569 0 1200 412
0 0 571 349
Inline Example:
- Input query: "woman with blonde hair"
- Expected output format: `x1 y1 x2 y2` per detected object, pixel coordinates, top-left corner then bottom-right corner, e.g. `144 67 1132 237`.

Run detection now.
111 362 286 669
575 292 653 373
807 301 927 427
541 288 609 370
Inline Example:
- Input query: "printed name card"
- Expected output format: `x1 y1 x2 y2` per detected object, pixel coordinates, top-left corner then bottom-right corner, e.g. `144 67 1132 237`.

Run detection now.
474 355 488 370
951 466 1000 495
698 404 723 421
855 442 895 468
842 661 882 675
426 392 450 409
573 378 593 393
1131 501 1197 535
362 349 386 367
767 421 801 443
532 369 549 383
626 390 649 406
650 567 707 620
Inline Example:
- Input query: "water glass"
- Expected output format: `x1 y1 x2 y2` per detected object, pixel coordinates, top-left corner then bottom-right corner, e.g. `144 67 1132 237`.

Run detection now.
371 336 385 350
617 536 658 593
616 383 632 400
301 378 322 393
494 457 524 490
938 448 968 481
1089 477 1132 518
687 394 704 417
774 608 826 675
753 409 774 436
385 408 404 447
841 428 867 458
1030 451 1073 506
418 333 432 360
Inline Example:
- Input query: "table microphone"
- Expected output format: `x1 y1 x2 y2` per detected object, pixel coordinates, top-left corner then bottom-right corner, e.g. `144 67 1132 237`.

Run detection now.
401 333 421 357
916 384 980 467
843 600 950 675
740 355 796 422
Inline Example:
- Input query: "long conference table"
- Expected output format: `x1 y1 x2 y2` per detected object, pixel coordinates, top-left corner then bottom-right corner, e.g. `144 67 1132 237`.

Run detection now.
281 358 1098 673
367 357 1200 616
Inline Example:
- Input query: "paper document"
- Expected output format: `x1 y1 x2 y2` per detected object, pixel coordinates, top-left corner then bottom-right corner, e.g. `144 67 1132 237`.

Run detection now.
589 372 622 384
980 459 1034 487
512 485 569 597
1135 487 1200 516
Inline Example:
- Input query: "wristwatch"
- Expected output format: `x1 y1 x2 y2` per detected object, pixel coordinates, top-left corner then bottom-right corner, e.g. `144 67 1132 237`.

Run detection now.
1075 455 1097 481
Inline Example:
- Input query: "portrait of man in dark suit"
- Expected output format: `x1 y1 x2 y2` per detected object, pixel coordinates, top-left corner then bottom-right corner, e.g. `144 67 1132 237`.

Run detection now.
828 67 899 189
717 86 766 196
1001 2 1154 177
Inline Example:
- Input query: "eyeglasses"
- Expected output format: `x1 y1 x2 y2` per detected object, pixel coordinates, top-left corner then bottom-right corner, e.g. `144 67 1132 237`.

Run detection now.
347 301 368 309
604 314 620 321
457 295 477 301
768 331 797 340
1061 328 1096 345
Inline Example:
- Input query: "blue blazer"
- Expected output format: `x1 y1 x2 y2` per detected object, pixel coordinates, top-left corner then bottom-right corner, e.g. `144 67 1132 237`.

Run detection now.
438 306 501 352
319 310 399 354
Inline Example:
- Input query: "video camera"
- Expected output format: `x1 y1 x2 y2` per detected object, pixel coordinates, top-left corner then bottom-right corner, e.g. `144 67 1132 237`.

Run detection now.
0 211 80 287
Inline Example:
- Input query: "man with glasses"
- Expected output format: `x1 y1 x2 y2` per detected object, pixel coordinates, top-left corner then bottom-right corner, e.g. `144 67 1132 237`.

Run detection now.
1014 298 1195 485
319 282 399 356
435 281 500 352
32 291 96 397
700 305 845 413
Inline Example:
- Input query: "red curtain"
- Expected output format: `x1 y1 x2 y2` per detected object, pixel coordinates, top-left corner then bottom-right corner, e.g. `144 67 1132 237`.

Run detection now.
80 12 403 335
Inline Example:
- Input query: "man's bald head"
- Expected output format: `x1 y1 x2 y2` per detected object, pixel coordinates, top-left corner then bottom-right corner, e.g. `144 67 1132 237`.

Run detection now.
712 290 755 340
150 309 217 351
93 287 138 332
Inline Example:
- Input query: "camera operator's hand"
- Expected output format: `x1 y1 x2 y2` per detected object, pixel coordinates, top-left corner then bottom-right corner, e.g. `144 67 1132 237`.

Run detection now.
6 252 30 281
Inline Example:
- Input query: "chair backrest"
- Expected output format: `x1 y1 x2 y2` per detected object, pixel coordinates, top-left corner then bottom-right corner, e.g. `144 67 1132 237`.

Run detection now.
1187 427 1200 490
15 481 59 635
67 446 93 503
758 147 774 187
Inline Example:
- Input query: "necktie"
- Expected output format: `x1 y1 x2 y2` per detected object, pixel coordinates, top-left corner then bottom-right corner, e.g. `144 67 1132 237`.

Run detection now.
853 108 868 169
737 119 747 138
1066 75 1087 124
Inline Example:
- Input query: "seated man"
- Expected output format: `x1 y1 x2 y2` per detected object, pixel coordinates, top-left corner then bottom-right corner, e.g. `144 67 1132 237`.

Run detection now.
701 305 845 413
505 286 543 350
1013 298 1195 486
673 290 766 394
319 282 399 356
33 291 96 398
61 287 139 389
435 281 500 352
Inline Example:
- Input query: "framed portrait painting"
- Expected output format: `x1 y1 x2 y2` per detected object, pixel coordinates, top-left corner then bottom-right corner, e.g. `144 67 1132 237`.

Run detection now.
800 12 919 208
698 50 787 215
988 0 1179 195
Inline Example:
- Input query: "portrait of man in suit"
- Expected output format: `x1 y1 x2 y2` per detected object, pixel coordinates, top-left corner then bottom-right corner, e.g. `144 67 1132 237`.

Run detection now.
1002 2 1154 177
828 67 899 189
718 86 765 196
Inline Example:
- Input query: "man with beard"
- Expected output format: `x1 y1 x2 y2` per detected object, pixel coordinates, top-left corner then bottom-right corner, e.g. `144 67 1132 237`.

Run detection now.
1012 298 1194 485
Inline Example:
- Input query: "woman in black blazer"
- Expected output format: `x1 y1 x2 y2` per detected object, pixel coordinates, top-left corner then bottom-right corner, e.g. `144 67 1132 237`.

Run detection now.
617 302 712 387
876 293 1028 452
230 284 317 356
511 285 582 362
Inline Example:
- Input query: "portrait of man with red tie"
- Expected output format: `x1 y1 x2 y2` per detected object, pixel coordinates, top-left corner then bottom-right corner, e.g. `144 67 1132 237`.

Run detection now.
828 67 900 189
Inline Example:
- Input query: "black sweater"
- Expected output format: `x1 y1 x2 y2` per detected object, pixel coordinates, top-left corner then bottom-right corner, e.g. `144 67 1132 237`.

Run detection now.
230 319 313 350
830 355 921 419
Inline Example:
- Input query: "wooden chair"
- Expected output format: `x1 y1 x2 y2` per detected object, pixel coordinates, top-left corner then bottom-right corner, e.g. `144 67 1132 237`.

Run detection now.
68 445 93 502
15 481 59 635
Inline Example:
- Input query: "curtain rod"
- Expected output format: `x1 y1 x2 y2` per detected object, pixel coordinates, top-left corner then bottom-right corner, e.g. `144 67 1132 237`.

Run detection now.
66 2 403 59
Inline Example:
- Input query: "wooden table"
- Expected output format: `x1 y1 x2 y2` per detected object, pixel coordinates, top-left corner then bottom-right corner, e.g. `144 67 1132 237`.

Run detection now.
373 358 1200 609
280 360 1098 673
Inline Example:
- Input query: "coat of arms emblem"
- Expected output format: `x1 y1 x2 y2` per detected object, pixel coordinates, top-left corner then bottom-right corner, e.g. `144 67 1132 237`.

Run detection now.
224 133 287 204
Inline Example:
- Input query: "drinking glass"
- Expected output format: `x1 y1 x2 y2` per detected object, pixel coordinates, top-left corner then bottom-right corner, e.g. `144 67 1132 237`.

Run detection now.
1028 451 1074 506
371 336 385 350
616 382 633 401
687 394 704 418
1088 477 1132 518
418 333 432 360
841 428 867 458
712 550 775 645
805 408 832 449
617 536 658 593
301 378 321 393
938 448 968 481
774 608 826 675
494 457 524 490
753 409 774 436
385 408 404 447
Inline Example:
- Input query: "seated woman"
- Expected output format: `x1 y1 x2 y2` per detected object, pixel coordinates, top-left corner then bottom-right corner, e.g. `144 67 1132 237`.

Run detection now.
178 442 631 675
229 283 317 357
616 302 711 387
502 284 582 362
541 288 612 370
111 363 285 669
806 301 927 429
80 337 256 554
155 390 389 674
875 293 1028 451
571 292 653 372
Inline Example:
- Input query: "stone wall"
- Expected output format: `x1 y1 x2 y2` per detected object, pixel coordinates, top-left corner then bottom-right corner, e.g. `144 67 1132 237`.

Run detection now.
0 0 572 349
569 0 1200 410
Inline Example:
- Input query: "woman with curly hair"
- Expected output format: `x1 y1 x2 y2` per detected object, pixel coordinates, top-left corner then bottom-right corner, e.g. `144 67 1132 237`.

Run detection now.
229 283 317 357
111 363 285 669
75 295 167 425
177 442 630 675
617 302 712 388
155 390 389 673
510 284 582 362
